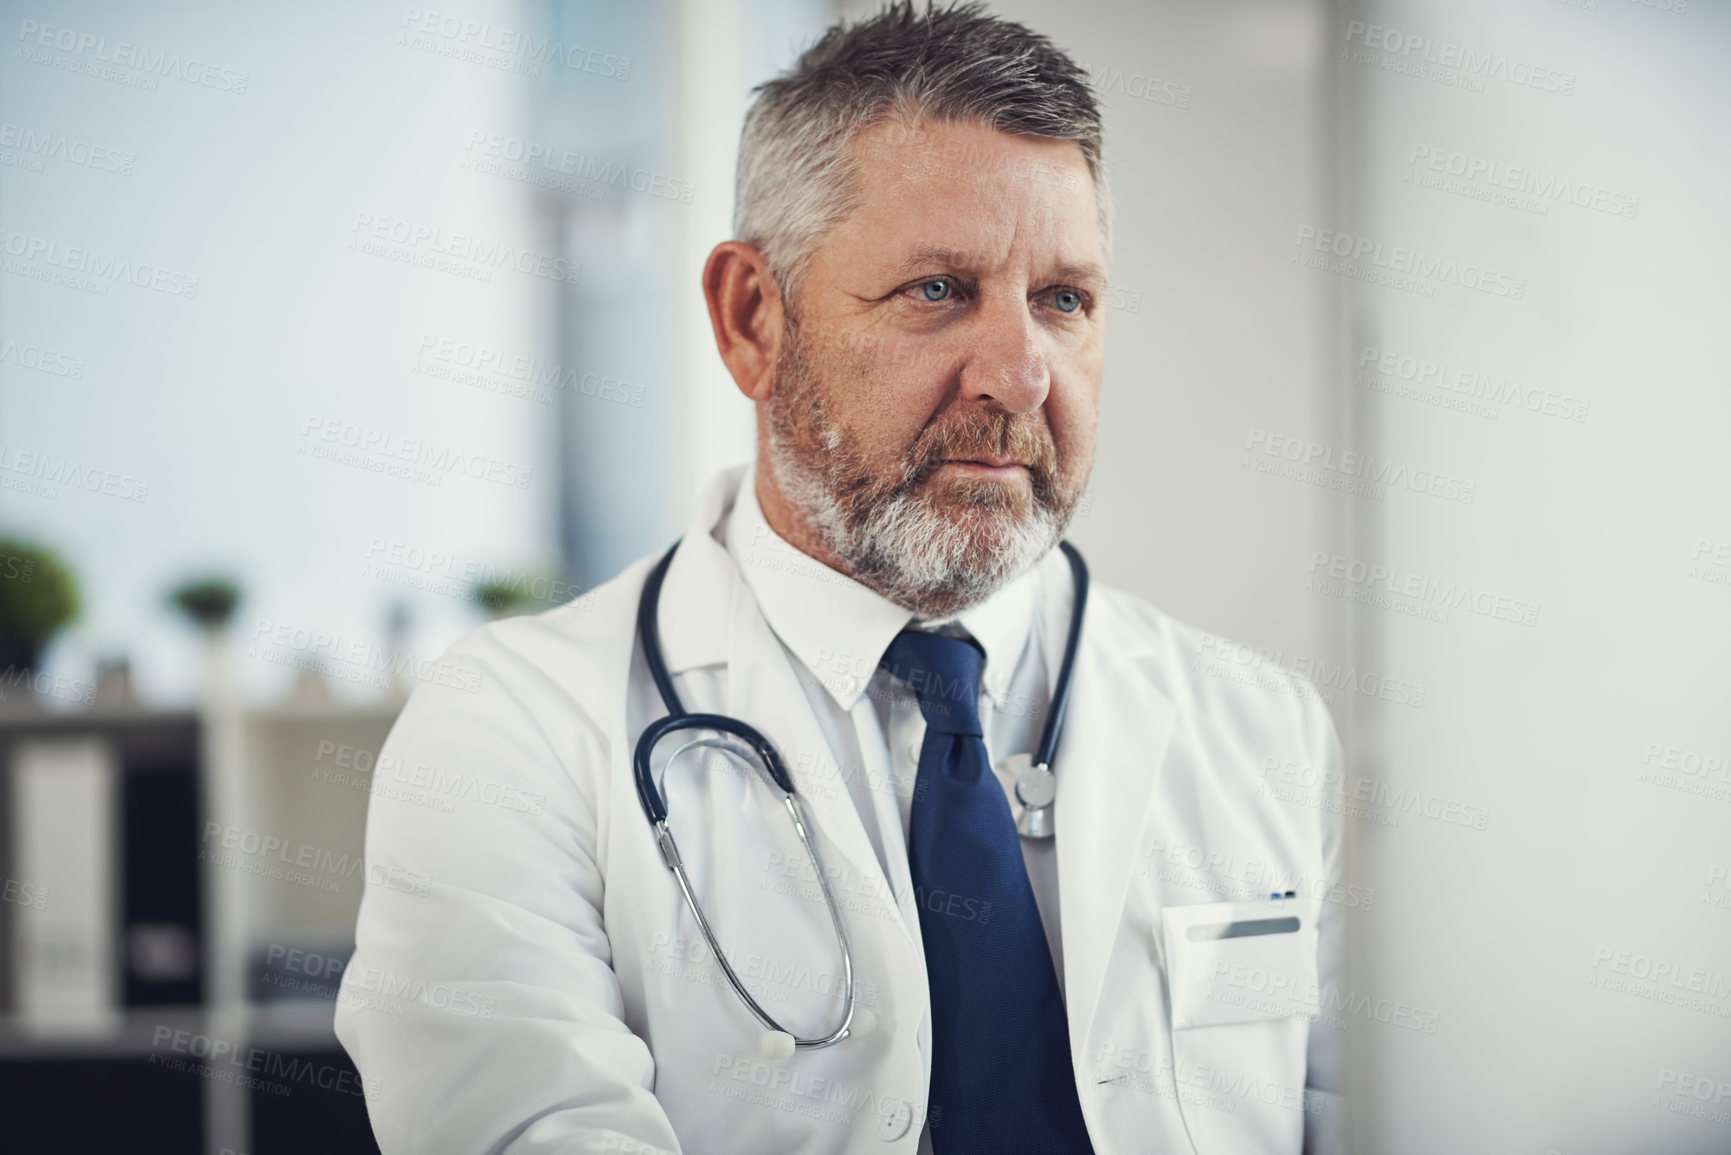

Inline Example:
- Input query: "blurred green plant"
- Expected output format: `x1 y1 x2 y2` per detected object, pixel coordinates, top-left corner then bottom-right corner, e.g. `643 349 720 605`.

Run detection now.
472 570 576 618
0 538 80 673
168 577 242 630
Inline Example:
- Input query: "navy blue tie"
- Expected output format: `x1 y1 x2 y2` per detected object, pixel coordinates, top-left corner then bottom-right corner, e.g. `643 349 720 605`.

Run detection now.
881 630 1094 1154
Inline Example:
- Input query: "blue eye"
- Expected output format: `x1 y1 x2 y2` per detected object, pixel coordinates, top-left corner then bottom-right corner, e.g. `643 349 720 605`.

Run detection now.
917 279 951 302
1053 288 1083 314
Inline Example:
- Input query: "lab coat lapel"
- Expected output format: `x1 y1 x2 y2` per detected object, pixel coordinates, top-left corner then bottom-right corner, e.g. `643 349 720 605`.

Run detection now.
1053 599 1176 1049
721 567 919 951
651 467 742 679
652 469 916 951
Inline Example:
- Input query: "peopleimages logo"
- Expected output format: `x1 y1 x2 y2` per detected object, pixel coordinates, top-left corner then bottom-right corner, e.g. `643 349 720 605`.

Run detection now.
1406 144 1639 220
0 444 149 502
1195 632 1428 710
1243 428 1478 504
247 616 486 695
413 335 645 408
0 339 85 380
1356 346 1591 424
300 417 535 490
463 132 694 204
0 121 135 174
1589 946 1731 1016
399 8 631 80
14 19 251 93
1306 552 1541 627
1341 20 1577 96
1258 758 1489 832
1689 537 1731 590
1293 225 1526 300
1088 64 1191 109
1653 1068 1731 1129
347 212 582 285
0 227 200 298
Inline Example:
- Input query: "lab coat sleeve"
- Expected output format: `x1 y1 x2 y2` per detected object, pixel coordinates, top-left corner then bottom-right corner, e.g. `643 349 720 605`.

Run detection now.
1302 702 1349 1155
334 628 682 1155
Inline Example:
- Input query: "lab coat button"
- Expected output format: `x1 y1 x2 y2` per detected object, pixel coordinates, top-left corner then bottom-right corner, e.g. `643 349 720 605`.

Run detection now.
877 1098 913 1141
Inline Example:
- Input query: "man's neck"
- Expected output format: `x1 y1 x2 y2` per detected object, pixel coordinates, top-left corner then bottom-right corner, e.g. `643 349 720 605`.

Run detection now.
752 456 855 580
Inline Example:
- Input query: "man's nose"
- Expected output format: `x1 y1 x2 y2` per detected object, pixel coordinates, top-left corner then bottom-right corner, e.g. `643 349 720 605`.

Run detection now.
958 298 1049 412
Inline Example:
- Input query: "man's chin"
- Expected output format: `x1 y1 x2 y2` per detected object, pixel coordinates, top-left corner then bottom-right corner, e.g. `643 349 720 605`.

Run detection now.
844 496 1059 616
911 500 1055 574
950 510 1039 554
915 470 1036 518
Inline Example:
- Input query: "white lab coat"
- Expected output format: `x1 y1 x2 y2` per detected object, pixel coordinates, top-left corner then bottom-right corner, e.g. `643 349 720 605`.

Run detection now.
335 466 1348 1155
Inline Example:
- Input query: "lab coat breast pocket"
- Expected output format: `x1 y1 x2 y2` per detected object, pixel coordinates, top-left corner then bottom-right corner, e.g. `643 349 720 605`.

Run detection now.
1163 899 1319 1029
1161 900 1319 1155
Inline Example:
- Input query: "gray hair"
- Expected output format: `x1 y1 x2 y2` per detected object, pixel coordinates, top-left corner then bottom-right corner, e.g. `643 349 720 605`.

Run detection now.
734 1 1110 307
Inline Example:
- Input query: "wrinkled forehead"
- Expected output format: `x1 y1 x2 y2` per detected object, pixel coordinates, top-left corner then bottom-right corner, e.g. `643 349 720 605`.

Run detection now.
838 118 1105 281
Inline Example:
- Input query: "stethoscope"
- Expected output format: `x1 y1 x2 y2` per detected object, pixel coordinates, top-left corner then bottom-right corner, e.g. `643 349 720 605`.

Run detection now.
632 537 1088 1058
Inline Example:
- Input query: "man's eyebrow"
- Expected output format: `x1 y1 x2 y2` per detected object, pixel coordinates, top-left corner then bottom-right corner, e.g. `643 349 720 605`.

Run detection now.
885 246 1106 285
1047 261 1107 285
885 244 982 279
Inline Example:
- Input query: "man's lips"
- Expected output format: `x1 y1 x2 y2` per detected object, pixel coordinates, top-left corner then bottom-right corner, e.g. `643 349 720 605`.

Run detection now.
937 458 1031 478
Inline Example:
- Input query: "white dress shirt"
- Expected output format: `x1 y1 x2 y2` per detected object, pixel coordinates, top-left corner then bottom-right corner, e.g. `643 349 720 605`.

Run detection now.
723 472 1070 986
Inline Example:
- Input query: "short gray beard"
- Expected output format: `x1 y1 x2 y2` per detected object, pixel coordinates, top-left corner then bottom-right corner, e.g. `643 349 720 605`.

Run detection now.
765 320 1078 618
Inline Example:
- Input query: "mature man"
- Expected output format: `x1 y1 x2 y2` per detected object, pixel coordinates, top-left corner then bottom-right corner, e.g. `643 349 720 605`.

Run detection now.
337 4 1346 1153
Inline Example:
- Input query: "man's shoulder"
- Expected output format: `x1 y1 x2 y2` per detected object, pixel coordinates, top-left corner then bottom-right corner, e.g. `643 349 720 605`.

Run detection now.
419 552 660 711
1086 581 1337 734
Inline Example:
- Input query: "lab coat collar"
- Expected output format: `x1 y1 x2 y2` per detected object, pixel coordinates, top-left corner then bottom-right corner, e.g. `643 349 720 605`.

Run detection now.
722 467 1038 713
650 465 744 680
724 472 911 710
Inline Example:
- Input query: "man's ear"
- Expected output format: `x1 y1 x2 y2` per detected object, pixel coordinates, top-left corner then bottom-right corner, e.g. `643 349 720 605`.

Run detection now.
703 241 785 403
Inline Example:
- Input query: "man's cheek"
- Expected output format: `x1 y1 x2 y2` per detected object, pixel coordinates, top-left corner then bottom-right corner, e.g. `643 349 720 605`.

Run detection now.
1049 375 1101 475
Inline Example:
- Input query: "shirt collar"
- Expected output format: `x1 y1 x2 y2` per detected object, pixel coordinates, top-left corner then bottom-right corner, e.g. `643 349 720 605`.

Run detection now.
946 565 1035 710
724 469 1036 711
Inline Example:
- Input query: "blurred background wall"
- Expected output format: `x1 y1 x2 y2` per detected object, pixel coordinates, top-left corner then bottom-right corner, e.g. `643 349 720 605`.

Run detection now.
1335 3 1731 1152
1 1 1726 1152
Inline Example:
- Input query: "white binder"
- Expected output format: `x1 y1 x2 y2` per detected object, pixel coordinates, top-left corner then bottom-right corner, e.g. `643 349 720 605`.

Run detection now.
11 736 120 1034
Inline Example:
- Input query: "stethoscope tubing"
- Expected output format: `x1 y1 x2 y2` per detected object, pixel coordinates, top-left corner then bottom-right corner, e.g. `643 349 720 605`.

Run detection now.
630 534 1087 1053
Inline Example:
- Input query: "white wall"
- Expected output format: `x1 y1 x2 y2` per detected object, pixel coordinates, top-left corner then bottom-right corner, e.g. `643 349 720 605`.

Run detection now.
1342 1 1731 1150
0 0 555 704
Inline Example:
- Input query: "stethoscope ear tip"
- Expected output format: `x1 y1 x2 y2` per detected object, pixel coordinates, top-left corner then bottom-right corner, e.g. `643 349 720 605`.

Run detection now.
757 1030 797 1060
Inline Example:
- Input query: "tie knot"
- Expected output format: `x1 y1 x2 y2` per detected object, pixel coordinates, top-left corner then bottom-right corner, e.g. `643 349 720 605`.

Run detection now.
880 630 984 736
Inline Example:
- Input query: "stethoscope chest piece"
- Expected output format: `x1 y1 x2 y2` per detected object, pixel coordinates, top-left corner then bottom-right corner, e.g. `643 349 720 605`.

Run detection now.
996 752 1057 840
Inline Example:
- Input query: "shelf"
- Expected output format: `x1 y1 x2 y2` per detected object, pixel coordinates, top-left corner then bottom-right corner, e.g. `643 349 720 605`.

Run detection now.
0 1000 341 1059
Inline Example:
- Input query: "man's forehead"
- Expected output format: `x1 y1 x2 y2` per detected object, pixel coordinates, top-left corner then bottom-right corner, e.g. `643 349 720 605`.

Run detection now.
838 121 1101 265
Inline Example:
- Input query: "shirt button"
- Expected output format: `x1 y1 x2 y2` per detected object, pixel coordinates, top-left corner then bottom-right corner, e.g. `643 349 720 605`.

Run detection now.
908 740 923 763
878 1098 913 1141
